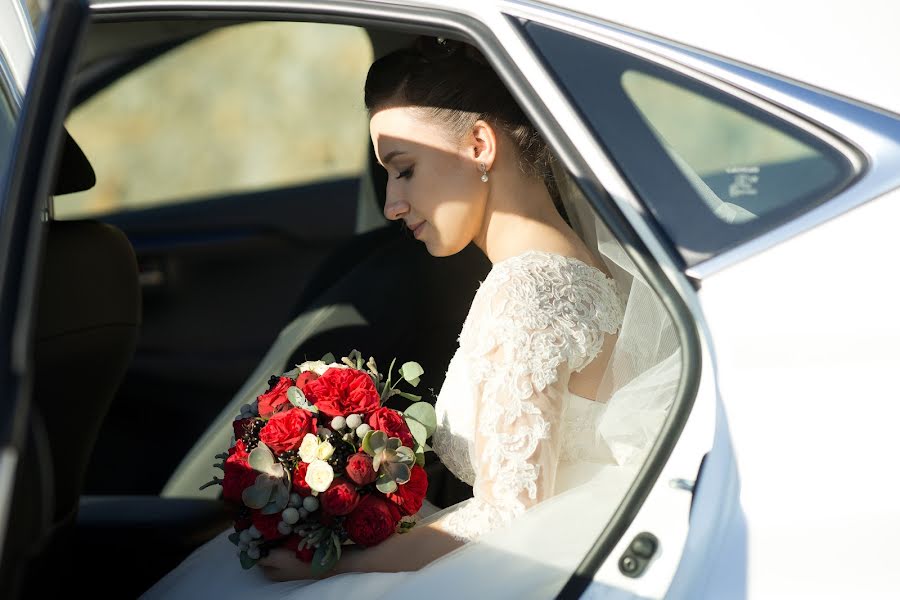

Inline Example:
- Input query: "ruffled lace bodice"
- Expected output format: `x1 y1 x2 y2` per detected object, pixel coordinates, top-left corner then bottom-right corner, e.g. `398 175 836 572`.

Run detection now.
431 250 625 540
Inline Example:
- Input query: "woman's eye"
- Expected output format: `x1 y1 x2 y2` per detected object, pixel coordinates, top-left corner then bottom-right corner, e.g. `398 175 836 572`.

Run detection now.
395 167 414 180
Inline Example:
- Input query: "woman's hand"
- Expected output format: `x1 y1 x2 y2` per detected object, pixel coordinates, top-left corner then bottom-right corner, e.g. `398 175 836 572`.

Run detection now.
257 548 319 582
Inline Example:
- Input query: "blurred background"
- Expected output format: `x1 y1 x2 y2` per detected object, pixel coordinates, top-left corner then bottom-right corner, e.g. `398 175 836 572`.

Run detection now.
53 20 373 220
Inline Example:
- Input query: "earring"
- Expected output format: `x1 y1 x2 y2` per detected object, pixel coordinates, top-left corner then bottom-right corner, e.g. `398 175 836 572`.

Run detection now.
479 163 489 183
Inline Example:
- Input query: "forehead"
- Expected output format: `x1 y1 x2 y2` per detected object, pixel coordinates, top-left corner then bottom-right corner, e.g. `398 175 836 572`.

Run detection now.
369 106 458 158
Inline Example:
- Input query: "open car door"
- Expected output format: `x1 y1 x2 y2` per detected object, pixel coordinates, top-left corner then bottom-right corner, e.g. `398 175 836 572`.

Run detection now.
0 0 91 597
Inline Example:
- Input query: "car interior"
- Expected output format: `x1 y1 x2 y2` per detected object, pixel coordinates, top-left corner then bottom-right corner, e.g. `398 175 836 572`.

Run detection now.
3 15 681 599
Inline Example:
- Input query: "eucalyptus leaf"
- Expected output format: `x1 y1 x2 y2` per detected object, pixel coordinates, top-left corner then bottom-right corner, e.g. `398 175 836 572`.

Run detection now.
405 418 428 449
395 391 423 402
228 532 241 546
283 367 300 379
320 352 336 364
404 402 437 438
242 475 275 509
248 444 276 473
239 551 257 570
287 386 309 408
375 472 399 494
399 361 424 387
385 437 401 452
415 448 425 467
333 533 343 562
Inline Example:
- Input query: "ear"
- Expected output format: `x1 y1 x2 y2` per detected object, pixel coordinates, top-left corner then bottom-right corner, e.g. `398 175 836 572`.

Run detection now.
470 119 498 172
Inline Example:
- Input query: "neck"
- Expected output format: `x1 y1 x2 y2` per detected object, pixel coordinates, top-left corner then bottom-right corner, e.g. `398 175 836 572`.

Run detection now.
473 164 573 264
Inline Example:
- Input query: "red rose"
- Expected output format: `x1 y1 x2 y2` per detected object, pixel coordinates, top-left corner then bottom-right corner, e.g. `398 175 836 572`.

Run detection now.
257 376 294 418
292 462 311 497
222 440 258 504
302 368 380 418
259 408 315 455
368 407 415 448
295 371 319 390
232 417 254 441
345 452 377 486
251 510 283 541
386 465 428 516
344 494 401 547
320 478 360 516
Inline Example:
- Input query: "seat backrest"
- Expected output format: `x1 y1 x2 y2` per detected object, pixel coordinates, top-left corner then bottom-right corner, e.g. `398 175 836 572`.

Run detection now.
32 220 141 527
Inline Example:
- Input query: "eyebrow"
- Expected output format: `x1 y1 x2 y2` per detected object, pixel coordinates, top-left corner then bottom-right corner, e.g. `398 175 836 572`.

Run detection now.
380 150 407 166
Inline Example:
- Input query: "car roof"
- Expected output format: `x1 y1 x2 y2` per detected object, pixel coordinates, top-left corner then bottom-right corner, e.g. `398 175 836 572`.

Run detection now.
542 0 900 117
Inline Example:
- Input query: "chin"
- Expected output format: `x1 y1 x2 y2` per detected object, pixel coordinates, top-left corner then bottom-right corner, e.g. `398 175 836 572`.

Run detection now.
424 238 467 258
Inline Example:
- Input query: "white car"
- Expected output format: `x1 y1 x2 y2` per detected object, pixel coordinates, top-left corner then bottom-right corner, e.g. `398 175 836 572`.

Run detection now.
1 0 899 598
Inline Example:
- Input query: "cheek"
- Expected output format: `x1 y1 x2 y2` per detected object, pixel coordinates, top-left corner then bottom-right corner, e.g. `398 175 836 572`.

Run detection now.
428 181 485 254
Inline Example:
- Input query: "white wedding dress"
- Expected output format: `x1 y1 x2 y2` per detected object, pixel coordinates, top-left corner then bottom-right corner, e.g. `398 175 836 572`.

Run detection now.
142 250 670 600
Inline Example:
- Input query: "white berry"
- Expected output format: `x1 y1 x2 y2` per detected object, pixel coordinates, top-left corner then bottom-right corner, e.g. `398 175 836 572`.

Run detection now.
239 530 252 544
298 508 309 519
331 416 346 431
282 507 300 525
247 546 261 560
288 493 302 508
238 540 249 551
302 496 319 512
277 521 292 535
248 526 262 539
356 424 371 438
346 414 362 430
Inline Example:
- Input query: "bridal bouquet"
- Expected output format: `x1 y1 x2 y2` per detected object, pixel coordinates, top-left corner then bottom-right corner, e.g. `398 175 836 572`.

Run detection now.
205 350 435 575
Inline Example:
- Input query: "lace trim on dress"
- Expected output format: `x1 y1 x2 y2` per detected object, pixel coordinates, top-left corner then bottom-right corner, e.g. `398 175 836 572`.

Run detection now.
439 251 623 541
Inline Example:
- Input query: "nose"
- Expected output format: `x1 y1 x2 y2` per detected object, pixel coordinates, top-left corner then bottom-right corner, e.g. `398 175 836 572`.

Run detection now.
383 196 409 221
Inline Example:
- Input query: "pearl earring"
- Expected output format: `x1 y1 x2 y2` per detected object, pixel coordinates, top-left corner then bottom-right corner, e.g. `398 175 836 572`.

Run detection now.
479 163 489 183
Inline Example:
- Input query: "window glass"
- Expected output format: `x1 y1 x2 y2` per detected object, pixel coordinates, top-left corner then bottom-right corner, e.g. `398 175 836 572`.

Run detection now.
522 21 856 263
622 71 842 224
56 21 372 219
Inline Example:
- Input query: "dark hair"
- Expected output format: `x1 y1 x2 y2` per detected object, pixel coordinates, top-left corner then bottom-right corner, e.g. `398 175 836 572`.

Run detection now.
365 37 564 213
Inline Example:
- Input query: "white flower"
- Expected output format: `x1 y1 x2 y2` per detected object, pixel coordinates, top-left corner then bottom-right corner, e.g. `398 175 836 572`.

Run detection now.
297 360 348 376
316 441 335 461
305 461 334 493
298 433 320 463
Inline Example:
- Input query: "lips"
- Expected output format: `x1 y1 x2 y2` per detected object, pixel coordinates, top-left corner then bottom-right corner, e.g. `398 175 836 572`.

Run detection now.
407 221 425 238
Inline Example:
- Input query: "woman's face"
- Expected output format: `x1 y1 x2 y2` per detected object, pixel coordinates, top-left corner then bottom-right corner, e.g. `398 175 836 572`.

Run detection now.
369 106 488 257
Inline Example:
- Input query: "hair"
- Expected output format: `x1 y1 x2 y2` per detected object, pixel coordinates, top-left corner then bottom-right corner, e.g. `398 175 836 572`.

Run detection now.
364 36 565 216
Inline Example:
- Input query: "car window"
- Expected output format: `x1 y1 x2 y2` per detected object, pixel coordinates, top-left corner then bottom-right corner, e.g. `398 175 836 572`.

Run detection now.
55 21 372 219
521 21 857 264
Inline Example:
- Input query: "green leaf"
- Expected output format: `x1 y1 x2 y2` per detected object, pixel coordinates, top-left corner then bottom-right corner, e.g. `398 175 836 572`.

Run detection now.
248 443 276 473
395 391 422 402
239 551 257 570
399 362 424 387
405 418 428 449
311 542 339 577
283 366 300 379
404 402 437 438
384 461 411 485
242 475 275 509
415 447 425 467
381 358 397 401
228 532 241 546
320 352 336 364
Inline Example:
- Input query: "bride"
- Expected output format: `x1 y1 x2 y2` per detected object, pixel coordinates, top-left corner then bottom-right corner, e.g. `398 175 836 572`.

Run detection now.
142 36 660 599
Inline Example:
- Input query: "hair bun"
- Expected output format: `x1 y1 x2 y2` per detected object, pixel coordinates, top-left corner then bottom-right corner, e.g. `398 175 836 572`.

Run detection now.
414 36 488 66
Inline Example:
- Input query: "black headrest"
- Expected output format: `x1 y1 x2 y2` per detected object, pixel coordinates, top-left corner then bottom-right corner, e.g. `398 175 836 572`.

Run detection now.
53 130 96 196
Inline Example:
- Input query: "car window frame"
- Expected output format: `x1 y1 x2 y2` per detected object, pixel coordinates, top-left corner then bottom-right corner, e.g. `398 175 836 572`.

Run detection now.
519 19 861 267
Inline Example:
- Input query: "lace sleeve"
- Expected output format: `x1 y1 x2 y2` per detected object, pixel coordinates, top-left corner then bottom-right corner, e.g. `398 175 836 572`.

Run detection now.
438 252 622 540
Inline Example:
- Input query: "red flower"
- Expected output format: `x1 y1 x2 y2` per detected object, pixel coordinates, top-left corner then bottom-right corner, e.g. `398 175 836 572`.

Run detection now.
386 465 428 516
345 452 377 486
320 478 360 516
344 494 401 547
232 418 254 441
368 407 415 448
222 440 258 504
295 371 319 390
292 462 311 497
251 510 283 541
259 408 315 455
302 368 381 419
257 376 294 418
